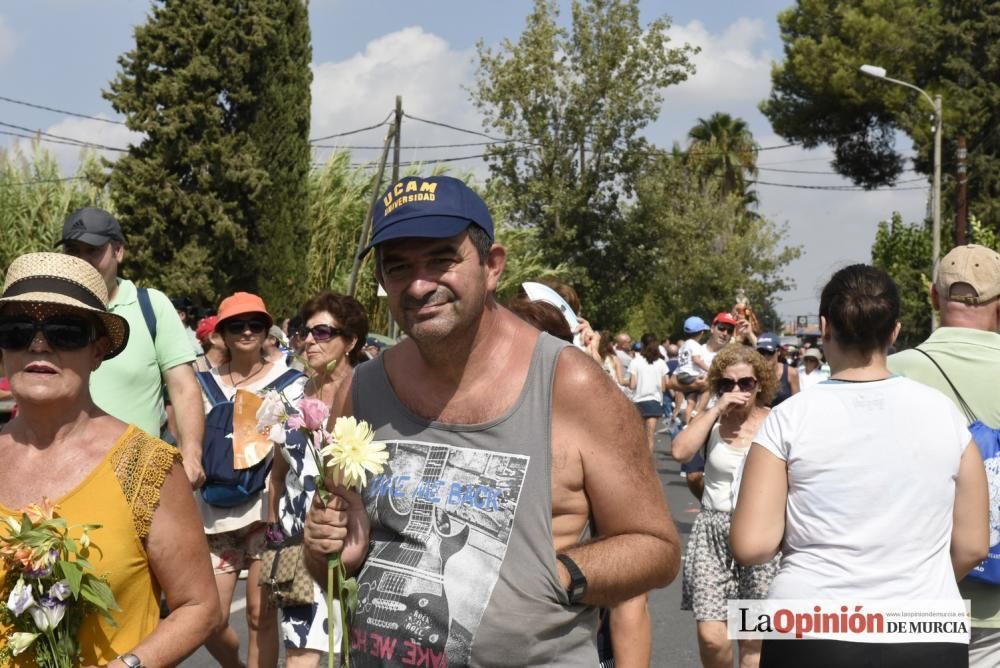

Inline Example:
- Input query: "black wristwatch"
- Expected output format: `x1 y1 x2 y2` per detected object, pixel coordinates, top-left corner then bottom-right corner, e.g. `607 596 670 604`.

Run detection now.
556 553 587 605
117 653 144 668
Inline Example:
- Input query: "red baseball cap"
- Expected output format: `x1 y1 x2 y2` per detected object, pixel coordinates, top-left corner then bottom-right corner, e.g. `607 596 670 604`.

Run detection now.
713 312 737 326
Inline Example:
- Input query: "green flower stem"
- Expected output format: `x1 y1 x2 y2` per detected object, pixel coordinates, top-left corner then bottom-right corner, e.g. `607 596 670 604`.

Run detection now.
327 554 351 668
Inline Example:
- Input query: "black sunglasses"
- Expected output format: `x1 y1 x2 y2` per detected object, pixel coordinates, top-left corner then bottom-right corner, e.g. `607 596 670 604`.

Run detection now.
296 324 347 342
718 376 758 393
0 315 96 351
715 324 735 334
222 319 268 335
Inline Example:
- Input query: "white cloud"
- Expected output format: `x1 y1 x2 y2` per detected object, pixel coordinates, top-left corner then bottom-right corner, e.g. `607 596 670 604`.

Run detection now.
0 16 16 66
665 18 773 106
310 27 486 174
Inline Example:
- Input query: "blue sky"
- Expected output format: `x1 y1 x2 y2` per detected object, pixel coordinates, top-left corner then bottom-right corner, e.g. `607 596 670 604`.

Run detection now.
0 1 928 324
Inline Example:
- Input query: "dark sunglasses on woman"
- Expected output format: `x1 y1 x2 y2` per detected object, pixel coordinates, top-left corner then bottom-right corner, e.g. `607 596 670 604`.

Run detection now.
718 376 758 393
0 315 97 351
222 319 268 335
296 324 347 342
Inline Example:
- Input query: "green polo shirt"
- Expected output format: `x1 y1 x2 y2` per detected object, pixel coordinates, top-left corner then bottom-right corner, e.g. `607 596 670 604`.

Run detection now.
90 279 196 435
889 326 1000 627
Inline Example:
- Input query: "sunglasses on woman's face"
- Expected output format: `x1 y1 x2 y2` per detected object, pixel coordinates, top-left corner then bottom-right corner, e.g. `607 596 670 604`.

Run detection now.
0 315 96 351
223 319 268 335
718 376 758 393
296 324 347 342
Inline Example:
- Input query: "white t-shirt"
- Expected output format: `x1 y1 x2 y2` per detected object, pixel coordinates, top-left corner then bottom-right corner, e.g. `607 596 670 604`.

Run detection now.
197 362 307 534
702 345 720 370
627 355 669 404
702 423 750 513
677 339 705 377
754 376 971 604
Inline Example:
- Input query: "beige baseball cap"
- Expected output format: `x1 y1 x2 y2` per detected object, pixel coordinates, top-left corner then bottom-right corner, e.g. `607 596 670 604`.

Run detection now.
934 244 1000 305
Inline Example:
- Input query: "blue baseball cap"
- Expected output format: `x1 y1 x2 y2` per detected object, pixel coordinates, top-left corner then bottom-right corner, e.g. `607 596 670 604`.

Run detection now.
756 332 780 353
683 316 710 334
360 176 494 258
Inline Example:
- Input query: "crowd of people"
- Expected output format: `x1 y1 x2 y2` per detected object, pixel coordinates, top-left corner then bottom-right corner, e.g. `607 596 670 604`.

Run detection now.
0 177 998 668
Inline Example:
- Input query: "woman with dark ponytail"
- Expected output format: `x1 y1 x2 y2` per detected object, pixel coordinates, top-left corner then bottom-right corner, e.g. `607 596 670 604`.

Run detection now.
628 332 670 452
732 265 988 668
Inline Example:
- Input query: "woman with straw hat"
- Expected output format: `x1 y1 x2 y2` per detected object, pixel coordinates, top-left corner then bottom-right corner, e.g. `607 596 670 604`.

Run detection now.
0 252 220 667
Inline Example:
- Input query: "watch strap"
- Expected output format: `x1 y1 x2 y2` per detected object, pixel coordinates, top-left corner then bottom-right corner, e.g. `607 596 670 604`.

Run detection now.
556 553 587 604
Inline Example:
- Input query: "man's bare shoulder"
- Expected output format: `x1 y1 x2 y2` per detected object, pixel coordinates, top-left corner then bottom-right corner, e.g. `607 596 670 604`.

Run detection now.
553 344 629 407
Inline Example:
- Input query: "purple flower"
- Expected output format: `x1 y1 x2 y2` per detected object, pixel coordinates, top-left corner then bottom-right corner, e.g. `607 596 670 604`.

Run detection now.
29 596 66 632
6 577 34 616
25 549 58 578
48 580 71 601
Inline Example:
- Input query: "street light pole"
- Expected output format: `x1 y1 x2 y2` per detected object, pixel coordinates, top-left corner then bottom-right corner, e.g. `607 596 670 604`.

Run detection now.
859 65 943 330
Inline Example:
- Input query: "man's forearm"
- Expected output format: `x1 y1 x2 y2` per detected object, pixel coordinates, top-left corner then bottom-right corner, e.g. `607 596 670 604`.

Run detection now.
557 534 680 608
165 370 205 457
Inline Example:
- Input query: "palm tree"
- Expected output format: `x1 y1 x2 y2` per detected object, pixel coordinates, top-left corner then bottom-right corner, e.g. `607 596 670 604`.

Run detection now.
686 112 758 199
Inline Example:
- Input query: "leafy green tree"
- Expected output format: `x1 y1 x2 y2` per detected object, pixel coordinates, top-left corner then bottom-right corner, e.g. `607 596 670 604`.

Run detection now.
105 0 312 314
626 155 800 338
687 112 758 199
762 1 1000 226
473 0 697 327
870 213 933 348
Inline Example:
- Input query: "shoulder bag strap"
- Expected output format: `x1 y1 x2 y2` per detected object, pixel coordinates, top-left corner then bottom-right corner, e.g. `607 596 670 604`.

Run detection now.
196 370 229 407
266 368 305 392
136 287 157 343
914 348 977 423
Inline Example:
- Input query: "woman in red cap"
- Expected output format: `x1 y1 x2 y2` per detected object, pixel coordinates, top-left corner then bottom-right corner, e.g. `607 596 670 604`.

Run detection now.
197 292 306 668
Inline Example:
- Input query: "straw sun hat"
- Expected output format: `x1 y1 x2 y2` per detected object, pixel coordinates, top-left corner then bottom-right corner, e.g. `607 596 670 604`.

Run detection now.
0 252 129 359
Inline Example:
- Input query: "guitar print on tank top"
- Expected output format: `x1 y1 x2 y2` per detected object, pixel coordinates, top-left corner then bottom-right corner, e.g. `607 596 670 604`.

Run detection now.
353 440 529 667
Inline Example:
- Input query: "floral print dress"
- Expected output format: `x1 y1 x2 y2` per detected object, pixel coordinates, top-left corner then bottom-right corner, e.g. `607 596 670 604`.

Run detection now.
276 422 342 652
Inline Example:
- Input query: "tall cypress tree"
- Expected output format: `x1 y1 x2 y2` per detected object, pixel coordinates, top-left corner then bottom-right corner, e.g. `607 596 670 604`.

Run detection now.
105 0 312 314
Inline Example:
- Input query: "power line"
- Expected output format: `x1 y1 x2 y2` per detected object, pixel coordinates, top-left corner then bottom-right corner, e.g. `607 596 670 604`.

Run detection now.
0 176 88 188
758 165 919 176
0 94 126 125
0 129 108 150
313 138 533 150
751 178 927 192
0 121 128 152
401 112 510 142
309 111 394 143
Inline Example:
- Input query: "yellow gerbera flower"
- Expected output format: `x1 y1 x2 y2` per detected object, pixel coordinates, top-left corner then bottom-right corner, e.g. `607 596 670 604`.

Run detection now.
321 417 389 490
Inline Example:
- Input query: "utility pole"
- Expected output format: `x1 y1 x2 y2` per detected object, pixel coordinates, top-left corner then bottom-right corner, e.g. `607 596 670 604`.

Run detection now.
956 136 968 246
388 95 403 341
347 118 395 297
931 93 942 331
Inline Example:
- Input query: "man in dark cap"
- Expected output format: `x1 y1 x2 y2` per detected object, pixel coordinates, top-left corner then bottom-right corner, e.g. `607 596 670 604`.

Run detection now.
59 207 205 488
304 176 680 666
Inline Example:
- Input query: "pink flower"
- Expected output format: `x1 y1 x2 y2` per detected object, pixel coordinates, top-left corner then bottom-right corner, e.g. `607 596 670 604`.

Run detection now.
298 398 330 432
287 415 305 431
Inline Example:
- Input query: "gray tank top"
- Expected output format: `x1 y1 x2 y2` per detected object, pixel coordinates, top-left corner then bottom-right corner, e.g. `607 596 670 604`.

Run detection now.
350 332 599 667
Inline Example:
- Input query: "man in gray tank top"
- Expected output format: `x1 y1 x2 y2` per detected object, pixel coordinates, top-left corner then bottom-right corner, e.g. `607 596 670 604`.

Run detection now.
304 176 681 667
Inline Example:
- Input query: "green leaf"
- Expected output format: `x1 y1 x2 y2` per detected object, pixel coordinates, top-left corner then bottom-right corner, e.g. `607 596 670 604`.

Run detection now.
59 561 84 598
80 578 120 613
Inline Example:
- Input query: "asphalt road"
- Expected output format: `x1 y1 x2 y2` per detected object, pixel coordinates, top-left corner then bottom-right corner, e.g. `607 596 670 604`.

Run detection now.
185 429 709 667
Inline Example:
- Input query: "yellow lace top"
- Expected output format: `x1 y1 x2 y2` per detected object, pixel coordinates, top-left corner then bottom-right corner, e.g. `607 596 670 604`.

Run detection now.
0 426 181 667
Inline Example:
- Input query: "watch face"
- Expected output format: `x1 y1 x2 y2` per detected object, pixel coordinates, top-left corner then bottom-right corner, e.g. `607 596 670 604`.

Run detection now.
119 654 142 668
